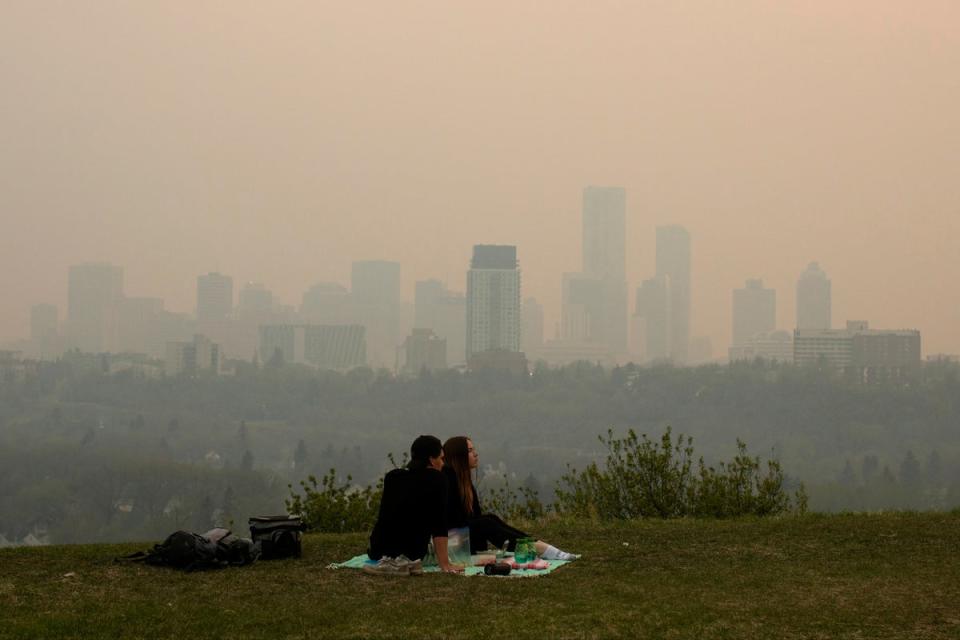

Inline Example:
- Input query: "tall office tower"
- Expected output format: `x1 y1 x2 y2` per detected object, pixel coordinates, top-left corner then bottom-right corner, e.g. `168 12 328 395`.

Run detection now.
581 186 628 353
655 225 691 364
413 279 467 366
300 282 354 324
351 260 401 367
634 276 672 362
117 297 165 355
732 279 776 347
67 262 124 353
522 297 544 355
414 279 446 329
583 186 626 279
237 282 273 316
466 245 521 360
561 273 599 341
796 262 831 330
196 272 233 322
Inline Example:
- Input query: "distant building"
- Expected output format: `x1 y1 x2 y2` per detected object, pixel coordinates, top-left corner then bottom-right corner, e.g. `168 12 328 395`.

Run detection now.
732 279 776 349
794 321 921 382
300 282 354 324
561 273 603 343
581 186 628 354
401 328 447 374
258 324 366 370
414 280 446 329
521 297 544 356
414 279 467 366
67 262 124 353
166 334 220 377
656 226 691 363
117 297 166 356
582 186 626 281
238 282 273 316
634 276 671 362
796 262 831 330
303 325 366 369
466 245 521 361
258 325 296 365
196 273 233 323
351 261 401 368
729 330 794 363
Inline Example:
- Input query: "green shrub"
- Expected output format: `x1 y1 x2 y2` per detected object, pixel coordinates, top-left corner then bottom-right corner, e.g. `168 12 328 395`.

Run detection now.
285 468 382 533
554 427 806 519
482 480 546 522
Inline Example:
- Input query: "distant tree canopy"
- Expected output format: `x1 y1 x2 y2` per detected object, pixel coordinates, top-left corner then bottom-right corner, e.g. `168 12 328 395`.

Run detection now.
2 358 960 543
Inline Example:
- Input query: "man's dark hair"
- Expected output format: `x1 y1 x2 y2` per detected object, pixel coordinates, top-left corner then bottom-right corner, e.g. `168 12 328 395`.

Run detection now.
409 435 442 467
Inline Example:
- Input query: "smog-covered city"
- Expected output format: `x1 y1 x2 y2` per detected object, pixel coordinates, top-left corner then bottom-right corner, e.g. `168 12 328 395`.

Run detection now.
2 3 959 554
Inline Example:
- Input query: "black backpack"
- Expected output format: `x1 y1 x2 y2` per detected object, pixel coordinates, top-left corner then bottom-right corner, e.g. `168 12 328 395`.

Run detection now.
120 529 260 571
249 515 305 560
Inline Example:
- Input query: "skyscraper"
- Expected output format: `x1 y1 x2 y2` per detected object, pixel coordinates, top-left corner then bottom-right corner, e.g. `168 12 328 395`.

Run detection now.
67 262 124 353
796 262 831 330
582 186 626 280
300 282 353 324
732 279 776 348
655 226 691 364
351 260 401 367
237 282 274 316
196 272 233 323
634 276 672 362
521 297 544 355
580 186 628 353
466 245 521 360
414 279 467 366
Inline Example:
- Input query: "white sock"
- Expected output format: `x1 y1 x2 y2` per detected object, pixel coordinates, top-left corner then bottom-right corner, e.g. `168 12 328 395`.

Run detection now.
541 545 579 561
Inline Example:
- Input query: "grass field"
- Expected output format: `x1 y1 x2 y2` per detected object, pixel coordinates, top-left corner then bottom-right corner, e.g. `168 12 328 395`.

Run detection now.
1 513 959 639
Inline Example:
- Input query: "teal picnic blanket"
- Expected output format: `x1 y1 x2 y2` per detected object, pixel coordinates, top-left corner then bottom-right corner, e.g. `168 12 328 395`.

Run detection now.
329 554 572 577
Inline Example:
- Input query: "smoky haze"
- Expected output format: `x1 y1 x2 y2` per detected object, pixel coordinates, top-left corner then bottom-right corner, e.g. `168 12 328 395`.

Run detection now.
2 1 959 356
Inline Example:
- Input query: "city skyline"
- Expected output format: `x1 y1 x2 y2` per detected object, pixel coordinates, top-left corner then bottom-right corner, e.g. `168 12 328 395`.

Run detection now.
3 2 958 355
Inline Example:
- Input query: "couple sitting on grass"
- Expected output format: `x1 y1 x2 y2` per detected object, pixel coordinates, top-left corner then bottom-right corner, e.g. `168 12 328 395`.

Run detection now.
365 434 578 575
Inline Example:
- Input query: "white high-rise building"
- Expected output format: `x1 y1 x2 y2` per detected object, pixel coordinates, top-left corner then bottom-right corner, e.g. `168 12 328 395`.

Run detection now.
796 262 831 330
466 245 521 360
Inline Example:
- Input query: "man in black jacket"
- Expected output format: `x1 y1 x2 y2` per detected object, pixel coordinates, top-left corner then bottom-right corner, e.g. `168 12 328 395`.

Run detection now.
367 435 461 573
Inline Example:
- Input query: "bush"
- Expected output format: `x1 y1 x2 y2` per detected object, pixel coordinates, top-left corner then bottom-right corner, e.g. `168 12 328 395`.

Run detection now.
554 427 806 519
481 479 546 522
285 468 382 533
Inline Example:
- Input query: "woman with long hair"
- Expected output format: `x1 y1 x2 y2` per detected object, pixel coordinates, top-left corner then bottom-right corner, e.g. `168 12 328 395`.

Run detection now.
443 436 578 560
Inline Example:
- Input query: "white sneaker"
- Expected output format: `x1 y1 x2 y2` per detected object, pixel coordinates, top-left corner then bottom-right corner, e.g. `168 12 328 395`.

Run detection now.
362 556 408 577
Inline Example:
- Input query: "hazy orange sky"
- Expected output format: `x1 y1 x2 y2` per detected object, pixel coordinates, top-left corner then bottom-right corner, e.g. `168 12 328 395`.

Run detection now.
2 1 958 356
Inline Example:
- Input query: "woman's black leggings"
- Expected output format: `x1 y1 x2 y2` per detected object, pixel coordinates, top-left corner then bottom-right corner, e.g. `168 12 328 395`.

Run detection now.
467 514 530 554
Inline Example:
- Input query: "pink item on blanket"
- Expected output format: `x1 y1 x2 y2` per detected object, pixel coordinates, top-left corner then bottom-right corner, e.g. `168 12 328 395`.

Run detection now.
507 558 550 570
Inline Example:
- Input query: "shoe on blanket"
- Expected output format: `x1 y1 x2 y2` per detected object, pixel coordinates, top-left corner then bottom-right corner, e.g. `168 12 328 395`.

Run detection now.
397 555 424 576
363 556 410 577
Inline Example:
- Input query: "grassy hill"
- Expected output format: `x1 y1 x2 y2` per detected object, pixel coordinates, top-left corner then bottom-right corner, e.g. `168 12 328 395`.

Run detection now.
1 513 959 639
